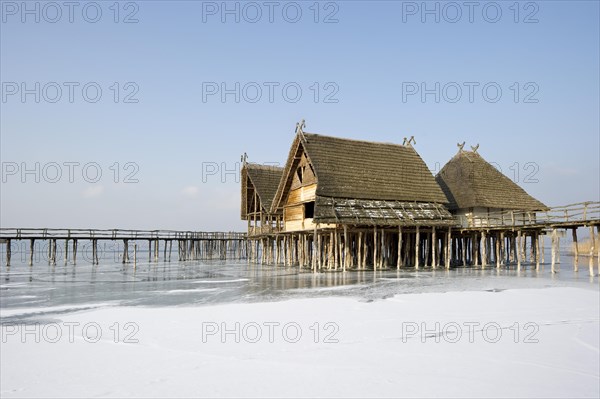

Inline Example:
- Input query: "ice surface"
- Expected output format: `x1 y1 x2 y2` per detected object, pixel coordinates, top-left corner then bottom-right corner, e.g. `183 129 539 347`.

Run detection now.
0 257 598 397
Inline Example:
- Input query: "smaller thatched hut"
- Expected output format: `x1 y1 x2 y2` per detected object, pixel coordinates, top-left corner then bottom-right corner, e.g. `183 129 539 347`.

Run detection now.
241 162 284 236
436 148 548 228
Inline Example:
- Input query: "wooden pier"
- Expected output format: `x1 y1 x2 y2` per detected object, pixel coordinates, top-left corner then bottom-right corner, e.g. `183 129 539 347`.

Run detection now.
0 229 246 267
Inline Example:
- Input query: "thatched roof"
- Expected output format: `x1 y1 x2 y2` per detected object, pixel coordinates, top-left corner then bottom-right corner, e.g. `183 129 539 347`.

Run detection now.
241 163 283 220
436 150 548 211
271 132 448 214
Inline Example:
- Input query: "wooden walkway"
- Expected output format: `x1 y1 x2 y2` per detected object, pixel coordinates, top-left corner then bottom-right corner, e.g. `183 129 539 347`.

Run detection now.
0 229 247 266
455 202 599 230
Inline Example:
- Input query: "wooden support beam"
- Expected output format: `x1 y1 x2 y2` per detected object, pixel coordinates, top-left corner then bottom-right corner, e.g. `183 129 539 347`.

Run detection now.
363 231 368 269
551 228 557 273
343 225 348 272
529 234 535 266
495 233 501 269
397 227 403 270
572 228 579 272
380 229 385 269
516 231 522 271
431 227 436 269
415 226 420 270
5 239 11 267
373 227 377 271
473 233 479 267
481 231 487 268
423 231 429 268
590 226 596 277
122 239 128 264
445 227 452 269
540 234 545 265
533 232 539 271
29 239 34 266
313 224 318 272
73 239 77 265
357 232 362 270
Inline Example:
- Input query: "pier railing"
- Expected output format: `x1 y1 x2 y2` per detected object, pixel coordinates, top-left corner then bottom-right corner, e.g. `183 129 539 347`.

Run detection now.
456 201 600 229
0 228 246 241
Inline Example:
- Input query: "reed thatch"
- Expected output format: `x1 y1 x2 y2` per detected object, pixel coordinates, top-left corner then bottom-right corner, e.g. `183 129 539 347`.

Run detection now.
271 132 453 225
436 150 548 211
241 163 283 220
314 197 455 226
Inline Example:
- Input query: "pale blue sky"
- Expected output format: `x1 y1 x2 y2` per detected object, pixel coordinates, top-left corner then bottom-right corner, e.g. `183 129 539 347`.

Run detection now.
1 0 599 230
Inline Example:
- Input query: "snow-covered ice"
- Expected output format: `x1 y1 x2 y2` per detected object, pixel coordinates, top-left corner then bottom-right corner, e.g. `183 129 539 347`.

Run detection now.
1 259 599 397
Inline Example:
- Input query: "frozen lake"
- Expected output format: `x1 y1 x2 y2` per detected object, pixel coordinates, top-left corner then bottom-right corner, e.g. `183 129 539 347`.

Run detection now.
1 249 598 398
1 248 598 323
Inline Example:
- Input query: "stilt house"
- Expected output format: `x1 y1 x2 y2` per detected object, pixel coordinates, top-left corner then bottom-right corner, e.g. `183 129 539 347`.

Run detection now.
435 146 548 228
241 162 284 237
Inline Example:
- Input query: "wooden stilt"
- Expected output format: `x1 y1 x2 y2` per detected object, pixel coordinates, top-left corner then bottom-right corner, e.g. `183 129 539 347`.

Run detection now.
481 231 487 268
313 225 318 272
529 234 534 265
373 227 377 271
328 232 334 270
540 234 545 265
521 231 527 265
423 231 429 268
445 227 452 269
551 228 557 273
29 239 34 266
431 227 436 269
572 228 579 272
589 226 596 277
122 239 128 263
534 232 540 271
516 231 522 271
73 239 77 265
64 239 69 265
397 227 403 270
5 239 10 267
415 226 420 269
357 232 362 270
380 229 385 269
473 233 479 267
343 225 348 272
